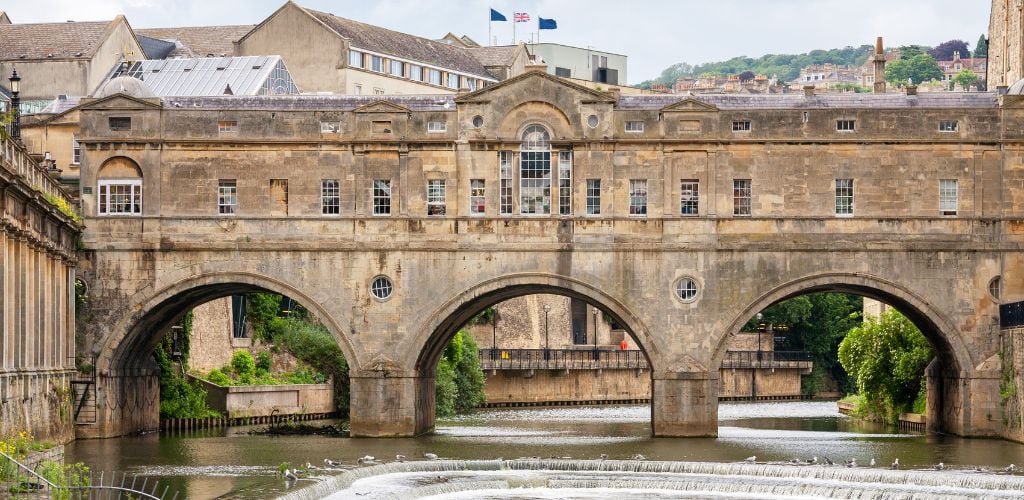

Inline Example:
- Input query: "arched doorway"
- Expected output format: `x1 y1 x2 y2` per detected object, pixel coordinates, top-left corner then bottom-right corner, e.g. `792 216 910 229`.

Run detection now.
86 272 356 438
712 272 981 436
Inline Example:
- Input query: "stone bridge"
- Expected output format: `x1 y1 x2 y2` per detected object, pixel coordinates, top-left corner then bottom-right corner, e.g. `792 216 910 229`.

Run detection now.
74 71 1020 439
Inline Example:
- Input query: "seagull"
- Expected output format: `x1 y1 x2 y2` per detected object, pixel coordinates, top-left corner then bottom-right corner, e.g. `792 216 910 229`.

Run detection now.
357 456 376 465
1006 464 1017 473
305 462 318 471
845 458 857 468
806 457 818 465
824 457 834 466
324 459 342 467
599 454 608 460
284 469 299 482
395 455 406 462
632 454 646 461
744 456 756 463
891 458 900 470
424 452 439 460
934 462 945 471
870 458 876 467
789 458 801 465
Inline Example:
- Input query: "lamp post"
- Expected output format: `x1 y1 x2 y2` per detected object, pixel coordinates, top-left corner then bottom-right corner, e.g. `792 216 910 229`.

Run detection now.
592 307 599 360
8 68 21 141
491 308 498 361
543 304 551 361
756 312 763 363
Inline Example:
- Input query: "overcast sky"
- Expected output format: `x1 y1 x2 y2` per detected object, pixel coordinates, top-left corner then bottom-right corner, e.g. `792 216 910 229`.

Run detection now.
2 0 991 84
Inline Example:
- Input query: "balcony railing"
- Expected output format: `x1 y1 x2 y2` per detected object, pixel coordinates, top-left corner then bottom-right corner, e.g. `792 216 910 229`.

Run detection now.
0 133 73 205
479 348 648 371
721 350 813 369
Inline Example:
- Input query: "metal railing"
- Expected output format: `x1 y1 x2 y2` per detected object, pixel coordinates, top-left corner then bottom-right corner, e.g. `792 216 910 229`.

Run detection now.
1 451 176 499
0 133 74 205
721 350 813 369
1001 300 1024 329
479 348 649 370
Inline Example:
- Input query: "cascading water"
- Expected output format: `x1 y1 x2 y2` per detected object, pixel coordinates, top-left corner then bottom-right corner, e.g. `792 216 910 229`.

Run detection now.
280 459 1024 499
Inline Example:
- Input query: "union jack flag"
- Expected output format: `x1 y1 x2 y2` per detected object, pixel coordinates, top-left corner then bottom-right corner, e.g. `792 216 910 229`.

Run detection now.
514 12 530 22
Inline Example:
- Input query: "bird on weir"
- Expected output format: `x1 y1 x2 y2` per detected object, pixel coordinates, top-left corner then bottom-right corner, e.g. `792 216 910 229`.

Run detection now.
324 458 342 467
806 457 817 465
395 454 406 462
744 456 756 463
424 452 439 460
284 469 299 482
934 462 945 471
891 458 900 470
1006 464 1017 473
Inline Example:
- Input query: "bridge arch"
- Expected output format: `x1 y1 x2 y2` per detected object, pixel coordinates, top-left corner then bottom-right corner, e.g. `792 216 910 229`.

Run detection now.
94 270 358 376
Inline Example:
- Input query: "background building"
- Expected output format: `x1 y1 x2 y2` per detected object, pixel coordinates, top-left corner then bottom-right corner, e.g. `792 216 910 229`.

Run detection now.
527 43 627 86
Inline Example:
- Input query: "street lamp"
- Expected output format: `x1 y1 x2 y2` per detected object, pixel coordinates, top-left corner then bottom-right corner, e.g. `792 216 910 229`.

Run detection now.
8 68 21 140
543 304 551 361
592 307 599 360
756 312 763 362
491 308 498 361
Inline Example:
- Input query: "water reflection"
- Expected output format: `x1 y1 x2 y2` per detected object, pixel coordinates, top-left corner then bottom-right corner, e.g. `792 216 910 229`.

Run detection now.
64 402 1024 499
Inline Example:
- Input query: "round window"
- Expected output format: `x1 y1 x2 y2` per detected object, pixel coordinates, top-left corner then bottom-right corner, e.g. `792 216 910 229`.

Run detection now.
587 115 599 128
675 277 699 303
370 275 394 300
472 115 484 128
989 276 1002 302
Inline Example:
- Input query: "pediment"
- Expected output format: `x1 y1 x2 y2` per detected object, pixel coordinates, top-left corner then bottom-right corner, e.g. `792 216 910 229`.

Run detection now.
353 100 411 114
660 98 719 112
455 70 616 104
78 94 162 111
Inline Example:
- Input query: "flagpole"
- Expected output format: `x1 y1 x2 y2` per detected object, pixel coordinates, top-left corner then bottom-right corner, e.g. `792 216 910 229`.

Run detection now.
488 9 492 47
512 16 516 45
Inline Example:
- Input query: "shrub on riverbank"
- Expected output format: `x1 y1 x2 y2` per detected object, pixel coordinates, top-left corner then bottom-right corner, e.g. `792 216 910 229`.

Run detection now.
436 331 486 417
266 316 350 416
154 312 221 419
838 309 932 424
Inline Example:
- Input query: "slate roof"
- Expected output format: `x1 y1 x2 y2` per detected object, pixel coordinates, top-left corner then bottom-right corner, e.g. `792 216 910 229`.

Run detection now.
619 92 1000 110
161 94 456 111
0 20 112 60
303 8 493 79
465 46 519 67
136 25 253 58
98 56 298 97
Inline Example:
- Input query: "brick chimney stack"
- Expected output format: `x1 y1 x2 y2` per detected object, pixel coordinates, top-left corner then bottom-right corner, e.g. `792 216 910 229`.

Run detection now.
873 36 887 94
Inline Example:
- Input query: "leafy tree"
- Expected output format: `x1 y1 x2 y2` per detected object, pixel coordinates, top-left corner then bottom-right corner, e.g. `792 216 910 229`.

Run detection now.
952 69 980 89
974 34 988 59
929 39 970 61
897 45 930 58
269 316 350 415
435 330 486 416
738 70 756 82
246 293 282 341
838 309 933 422
885 54 943 86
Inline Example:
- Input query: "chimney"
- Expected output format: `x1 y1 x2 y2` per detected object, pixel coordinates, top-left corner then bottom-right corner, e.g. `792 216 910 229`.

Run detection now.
953 51 960 62
873 36 887 93
803 85 815 97
525 62 548 73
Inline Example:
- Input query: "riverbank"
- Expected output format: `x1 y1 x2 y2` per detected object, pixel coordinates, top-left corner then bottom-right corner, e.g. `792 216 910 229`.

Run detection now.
837 399 927 433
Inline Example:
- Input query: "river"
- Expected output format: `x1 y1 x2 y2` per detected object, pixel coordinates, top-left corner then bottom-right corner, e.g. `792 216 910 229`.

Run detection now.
64 402 1024 498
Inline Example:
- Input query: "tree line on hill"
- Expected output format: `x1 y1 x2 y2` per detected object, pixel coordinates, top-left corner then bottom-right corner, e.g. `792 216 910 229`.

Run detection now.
638 35 989 91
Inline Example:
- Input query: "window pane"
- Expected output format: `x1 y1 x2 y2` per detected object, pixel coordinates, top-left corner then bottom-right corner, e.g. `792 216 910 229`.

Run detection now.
349 50 362 68
940 179 958 215
409 65 422 81
680 180 699 215
733 179 751 216
558 151 572 215
373 179 391 215
321 179 340 215
835 178 854 215
586 179 601 215
218 179 237 215
499 151 513 215
629 179 648 216
470 179 486 215
390 60 404 77
427 179 446 216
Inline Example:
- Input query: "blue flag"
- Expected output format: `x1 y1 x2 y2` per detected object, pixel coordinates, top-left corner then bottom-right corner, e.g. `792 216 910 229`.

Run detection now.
539 17 557 30
490 9 507 22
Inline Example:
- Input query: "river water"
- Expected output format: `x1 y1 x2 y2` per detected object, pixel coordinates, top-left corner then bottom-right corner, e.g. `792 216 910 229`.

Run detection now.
64 402 1024 498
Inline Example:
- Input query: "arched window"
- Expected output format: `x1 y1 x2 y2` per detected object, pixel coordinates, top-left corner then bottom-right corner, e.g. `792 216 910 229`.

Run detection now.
520 125 552 214
96 157 143 216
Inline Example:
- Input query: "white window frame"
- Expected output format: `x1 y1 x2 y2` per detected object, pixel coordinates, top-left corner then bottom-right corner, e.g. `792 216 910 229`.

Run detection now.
938 120 958 132
218 120 238 134
499 151 513 215
940 179 958 216
732 120 751 132
470 179 485 216
218 179 237 215
680 179 699 216
349 50 363 68
428 68 442 86
447 73 460 89
625 121 644 133
586 179 601 216
372 179 391 216
409 65 423 81
629 179 648 217
320 121 341 133
390 60 404 77
836 119 856 132
558 151 572 215
426 179 446 216
370 55 384 72
835 178 854 217
97 179 142 216
519 125 552 215
467 79 478 91
321 179 340 215
427 121 446 133
72 134 81 165
733 179 751 216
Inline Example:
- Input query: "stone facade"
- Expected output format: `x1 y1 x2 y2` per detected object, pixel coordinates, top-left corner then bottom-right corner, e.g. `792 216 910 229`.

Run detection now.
988 0 1024 88
187 297 239 373
74 69 1016 440
0 135 79 443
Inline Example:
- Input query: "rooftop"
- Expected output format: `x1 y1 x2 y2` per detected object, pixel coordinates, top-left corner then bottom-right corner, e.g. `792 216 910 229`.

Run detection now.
136 25 253 58
0 19 114 60
161 94 455 111
465 46 520 67
98 56 299 97
619 92 999 110
303 7 494 79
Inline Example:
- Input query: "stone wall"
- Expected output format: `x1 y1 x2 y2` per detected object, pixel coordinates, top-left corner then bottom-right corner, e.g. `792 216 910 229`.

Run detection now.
483 369 650 404
466 295 627 350
187 297 238 372
988 0 1024 88
1001 327 1024 442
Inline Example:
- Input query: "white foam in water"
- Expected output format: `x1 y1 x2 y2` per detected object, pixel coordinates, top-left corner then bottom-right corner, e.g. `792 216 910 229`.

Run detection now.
283 459 1024 500
133 464 276 477
449 401 844 424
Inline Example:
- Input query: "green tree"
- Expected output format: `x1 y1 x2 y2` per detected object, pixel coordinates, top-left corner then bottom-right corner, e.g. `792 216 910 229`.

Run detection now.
838 309 933 422
929 39 969 61
974 34 988 59
951 69 980 89
435 330 486 416
885 54 943 86
896 45 930 58
246 293 282 341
